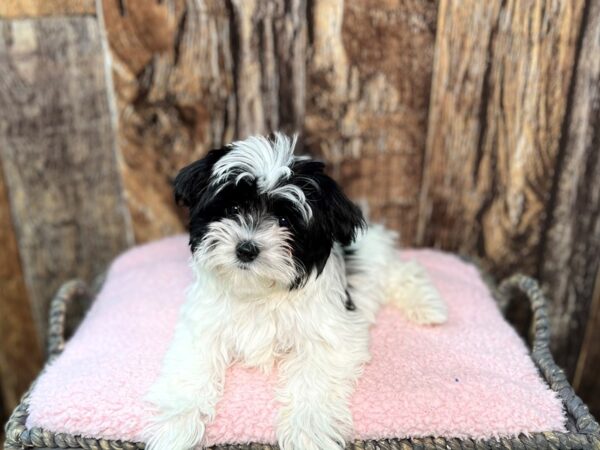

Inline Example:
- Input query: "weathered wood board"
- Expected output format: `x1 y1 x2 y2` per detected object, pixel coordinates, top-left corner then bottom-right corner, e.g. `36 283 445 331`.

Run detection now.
560 0 600 413
102 0 228 242
0 161 43 415
101 0 437 245
305 0 437 241
418 0 597 379
0 17 134 342
575 275 600 420
0 0 95 19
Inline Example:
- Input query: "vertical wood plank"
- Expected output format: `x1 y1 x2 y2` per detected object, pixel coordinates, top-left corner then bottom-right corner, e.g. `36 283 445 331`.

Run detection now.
542 0 600 380
418 0 589 377
0 0 96 18
101 0 185 242
305 0 437 243
0 17 134 341
574 269 600 418
103 0 436 245
0 160 43 423
419 0 585 274
103 0 308 242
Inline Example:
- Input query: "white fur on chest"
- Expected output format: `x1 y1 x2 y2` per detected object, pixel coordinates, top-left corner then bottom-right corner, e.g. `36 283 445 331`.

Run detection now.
182 247 362 373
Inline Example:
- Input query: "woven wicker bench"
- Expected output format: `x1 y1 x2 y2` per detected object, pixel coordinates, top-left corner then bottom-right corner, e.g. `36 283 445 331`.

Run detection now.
4 274 600 450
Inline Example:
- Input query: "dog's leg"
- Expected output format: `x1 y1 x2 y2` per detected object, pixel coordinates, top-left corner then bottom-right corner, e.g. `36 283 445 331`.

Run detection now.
385 260 447 325
276 341 366 450
346 224 447 325
143 322 228 450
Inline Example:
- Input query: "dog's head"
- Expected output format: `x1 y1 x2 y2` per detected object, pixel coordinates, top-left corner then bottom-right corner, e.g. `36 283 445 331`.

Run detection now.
174 133 365 292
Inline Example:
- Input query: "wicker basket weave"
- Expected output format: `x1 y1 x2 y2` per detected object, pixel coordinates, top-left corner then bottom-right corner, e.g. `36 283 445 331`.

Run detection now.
4 274 600 450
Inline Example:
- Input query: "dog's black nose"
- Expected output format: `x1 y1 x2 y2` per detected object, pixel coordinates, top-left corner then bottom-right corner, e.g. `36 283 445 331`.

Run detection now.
236 240 260 262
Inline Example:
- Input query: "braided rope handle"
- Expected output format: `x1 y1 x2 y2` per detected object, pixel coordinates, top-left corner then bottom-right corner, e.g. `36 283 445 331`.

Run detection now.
46 280 90 359
499 274 600 435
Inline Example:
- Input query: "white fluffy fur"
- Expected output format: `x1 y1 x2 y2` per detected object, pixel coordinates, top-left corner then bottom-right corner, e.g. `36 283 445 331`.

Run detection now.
144 224 447 450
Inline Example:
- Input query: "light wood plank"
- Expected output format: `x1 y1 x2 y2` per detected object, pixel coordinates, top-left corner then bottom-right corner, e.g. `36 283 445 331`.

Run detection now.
0 17 134 341
0 0 95 19
418 0 588 376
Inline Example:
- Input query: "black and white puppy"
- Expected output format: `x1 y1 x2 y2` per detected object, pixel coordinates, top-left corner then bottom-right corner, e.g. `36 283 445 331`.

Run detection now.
144 133 447 450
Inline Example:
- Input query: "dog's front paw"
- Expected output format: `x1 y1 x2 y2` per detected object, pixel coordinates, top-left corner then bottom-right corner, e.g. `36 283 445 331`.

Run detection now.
277 406 351 450
144 409 206 450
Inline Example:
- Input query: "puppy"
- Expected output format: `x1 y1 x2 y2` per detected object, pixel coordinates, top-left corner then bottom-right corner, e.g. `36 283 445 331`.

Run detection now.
144 133 447 450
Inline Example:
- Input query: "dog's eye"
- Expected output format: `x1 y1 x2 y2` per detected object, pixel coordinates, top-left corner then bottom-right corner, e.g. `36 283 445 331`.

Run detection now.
278 216 289 227
226 205 240 216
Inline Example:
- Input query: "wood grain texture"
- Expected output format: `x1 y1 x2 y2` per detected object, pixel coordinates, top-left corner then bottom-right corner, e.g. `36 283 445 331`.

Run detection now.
101 0 184 242
305 0 437 242
102 0 436 245
574 269 600 419
419 0 585 273
103 0 230 242
0 0 95 18
0 160 42 423
543 0 600 381
0 17 134 340
417 0 596 378
103 0 310 242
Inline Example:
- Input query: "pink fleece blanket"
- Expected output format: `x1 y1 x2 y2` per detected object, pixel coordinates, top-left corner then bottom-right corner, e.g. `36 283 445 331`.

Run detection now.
27 235 565 444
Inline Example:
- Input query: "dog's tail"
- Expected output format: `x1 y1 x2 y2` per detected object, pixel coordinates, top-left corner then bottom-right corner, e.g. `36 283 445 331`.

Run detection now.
345 224 447 325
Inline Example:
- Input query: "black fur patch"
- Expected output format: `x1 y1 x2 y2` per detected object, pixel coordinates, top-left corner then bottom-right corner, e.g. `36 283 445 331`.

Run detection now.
344 289 356 311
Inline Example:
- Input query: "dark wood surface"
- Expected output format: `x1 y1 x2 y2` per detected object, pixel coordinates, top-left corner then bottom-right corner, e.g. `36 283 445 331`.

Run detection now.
0 159 42 418
540 0 600 383
564 0 600 417
304 0 437 240
575 274 600 420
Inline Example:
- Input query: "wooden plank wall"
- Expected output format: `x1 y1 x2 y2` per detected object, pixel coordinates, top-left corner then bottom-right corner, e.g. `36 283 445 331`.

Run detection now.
304 0 437 239
420 0 599 377
567 0 600 406
420 0 600 414
0 0 134 433
542 0 600 381
0 17 134 341
0 161 41 431
0 0 598 432
102 0 437 243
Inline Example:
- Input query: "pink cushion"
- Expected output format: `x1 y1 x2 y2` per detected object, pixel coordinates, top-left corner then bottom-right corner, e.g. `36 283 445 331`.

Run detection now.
27 235 566 444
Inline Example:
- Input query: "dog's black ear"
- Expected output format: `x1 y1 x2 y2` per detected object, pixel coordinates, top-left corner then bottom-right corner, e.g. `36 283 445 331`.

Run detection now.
317 174 366 246
173 147 230 207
